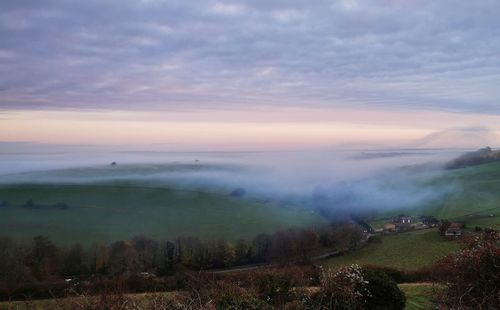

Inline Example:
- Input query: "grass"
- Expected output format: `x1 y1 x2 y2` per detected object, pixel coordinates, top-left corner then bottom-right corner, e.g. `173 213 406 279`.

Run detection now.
324 229 459 270
0 184 325 245
399 283 439 310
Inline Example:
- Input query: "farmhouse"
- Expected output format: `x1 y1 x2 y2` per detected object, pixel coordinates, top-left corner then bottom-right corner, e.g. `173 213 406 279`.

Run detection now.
383 223 397 232
382 215 435 233
394 215 411 224
420 216 439 227
393 215 412 231
445 222 463 237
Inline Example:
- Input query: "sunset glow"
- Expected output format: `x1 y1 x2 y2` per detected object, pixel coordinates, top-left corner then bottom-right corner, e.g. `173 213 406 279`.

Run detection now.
1 1 499 150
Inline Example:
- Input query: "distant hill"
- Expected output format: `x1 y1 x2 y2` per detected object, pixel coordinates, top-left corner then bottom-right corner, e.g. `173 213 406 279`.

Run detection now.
446 147 500 169
409 127 499 149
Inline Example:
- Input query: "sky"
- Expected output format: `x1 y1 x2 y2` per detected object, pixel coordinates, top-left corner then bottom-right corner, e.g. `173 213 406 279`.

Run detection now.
1 0 500 150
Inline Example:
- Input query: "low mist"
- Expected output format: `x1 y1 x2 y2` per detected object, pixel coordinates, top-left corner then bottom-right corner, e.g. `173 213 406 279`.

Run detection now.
0 140 467 213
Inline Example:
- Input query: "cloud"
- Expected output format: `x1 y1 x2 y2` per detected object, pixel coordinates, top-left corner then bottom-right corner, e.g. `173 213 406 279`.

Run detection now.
0 0 499 113
210 3 246 15
258 67 274 76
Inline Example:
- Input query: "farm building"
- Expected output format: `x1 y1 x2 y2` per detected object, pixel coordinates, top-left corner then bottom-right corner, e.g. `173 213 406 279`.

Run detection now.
384 223 397 232
394 215 412 225
393 215 412 231
412 222 428 230
373 228 384 234
444 222 464 237
420 216 439 227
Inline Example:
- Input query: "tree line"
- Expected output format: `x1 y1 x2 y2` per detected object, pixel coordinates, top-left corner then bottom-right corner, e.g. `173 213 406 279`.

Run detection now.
0 223 363 288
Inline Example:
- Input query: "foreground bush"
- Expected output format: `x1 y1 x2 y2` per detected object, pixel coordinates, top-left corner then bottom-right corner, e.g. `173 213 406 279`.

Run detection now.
256 274 293 305
362 270 405 310
0 263 411 309
216 294 272 310
361 264 432 283
434 230 500 309
303 265 405 310
305 265 366 309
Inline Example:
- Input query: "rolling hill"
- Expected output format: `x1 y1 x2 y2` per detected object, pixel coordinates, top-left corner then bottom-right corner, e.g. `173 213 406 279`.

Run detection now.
0 183 324 245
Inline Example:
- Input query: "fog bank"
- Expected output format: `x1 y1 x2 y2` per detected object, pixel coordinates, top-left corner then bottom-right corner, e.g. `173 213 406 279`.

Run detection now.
0 143 466 211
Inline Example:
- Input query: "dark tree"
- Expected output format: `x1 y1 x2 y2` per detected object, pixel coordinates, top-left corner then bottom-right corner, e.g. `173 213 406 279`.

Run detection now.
29 236 59 281
252 233 272 262
214 238 235 267
271 230 298 261
235 239 250 264
132 236 159 272
0 238 33 298
63 243 88 276
297 229 320 262
88 243 108 274
25 199 35 209
157 241 175 276
332 224 363 252
108 241 139 276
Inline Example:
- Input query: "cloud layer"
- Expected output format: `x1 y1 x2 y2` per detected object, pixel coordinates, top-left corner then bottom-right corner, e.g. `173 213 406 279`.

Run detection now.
1 0 499 113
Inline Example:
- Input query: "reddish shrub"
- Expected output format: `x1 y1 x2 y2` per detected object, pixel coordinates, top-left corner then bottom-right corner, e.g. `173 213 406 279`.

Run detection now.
433 230 500 309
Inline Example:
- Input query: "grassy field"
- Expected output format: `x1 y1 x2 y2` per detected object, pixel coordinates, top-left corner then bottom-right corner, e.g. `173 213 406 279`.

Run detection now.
434 162 500 228
324 229 459 270
0 184 324 245
399 283 439 310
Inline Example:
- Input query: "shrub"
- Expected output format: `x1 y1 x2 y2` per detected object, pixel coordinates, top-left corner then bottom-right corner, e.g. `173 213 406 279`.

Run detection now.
362 265 431 283
305 265 406 310
308 265 369 310
433 230 500 309
362 270 405 310
216 295 271 310
256 274 293 305
366 235 382 244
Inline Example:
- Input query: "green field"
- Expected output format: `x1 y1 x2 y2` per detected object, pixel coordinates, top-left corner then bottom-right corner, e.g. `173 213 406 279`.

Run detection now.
2 160 500 250
325 229 459 270
433 162 500 228
0 184 324 245
399 283 439 310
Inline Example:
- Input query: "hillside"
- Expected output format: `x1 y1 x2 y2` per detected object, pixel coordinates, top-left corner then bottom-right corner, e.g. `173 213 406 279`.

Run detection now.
446 147 500 169
0 184 324 244
319 159 500 272
373 160 500 230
